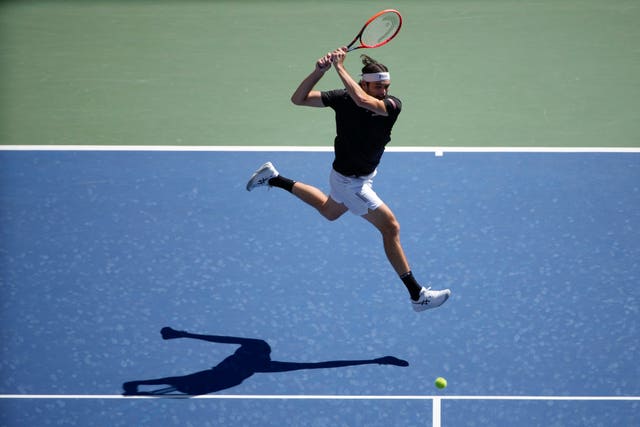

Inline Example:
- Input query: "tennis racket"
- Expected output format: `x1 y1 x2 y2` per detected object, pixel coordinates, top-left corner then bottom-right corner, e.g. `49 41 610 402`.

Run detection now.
346 9 403 52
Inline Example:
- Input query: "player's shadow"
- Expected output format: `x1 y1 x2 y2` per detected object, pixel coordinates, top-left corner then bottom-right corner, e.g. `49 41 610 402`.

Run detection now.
122 327 408 396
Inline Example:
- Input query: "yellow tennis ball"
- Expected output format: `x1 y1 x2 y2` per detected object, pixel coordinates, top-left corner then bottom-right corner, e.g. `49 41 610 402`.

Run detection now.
435 377 447 389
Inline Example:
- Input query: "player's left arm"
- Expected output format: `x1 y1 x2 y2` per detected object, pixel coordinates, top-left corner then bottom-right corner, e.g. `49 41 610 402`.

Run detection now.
331 47 388 116
291 51 333 107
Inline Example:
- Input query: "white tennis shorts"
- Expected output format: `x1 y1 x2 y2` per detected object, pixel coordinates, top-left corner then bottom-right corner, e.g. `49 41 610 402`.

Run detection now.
329 168 383 216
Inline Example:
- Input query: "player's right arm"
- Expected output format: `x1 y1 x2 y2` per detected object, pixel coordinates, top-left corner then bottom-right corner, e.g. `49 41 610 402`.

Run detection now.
290 52 332 107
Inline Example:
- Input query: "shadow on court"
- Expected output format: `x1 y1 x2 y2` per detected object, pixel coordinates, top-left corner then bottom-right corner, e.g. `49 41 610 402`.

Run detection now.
122 327 409 396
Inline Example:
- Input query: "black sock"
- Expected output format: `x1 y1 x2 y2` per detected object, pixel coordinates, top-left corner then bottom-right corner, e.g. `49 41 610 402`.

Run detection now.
268 175 296 193
400 271 422 301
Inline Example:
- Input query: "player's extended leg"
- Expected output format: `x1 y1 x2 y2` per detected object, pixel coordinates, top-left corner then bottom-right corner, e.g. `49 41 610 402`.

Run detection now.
363 204 451 312
247 162 450 311
362 204 410 275
246 161 348 221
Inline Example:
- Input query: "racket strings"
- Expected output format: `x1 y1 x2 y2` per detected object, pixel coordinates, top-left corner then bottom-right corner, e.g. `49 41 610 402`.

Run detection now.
360 12 401 47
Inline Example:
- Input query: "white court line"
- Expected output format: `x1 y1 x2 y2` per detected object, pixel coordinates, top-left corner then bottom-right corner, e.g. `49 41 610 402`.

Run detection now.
0 394 638 400
0 145 639 153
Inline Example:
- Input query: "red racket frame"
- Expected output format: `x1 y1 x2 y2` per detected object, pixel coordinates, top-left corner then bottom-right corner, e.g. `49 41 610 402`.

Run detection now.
346 9 403 52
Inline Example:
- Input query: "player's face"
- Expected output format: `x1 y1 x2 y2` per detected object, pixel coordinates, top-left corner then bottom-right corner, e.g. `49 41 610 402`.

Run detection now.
363 81 390 99
362 81 390 99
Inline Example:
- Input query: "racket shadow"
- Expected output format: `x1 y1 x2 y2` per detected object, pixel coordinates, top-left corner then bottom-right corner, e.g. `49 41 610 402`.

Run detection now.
122 327 409 396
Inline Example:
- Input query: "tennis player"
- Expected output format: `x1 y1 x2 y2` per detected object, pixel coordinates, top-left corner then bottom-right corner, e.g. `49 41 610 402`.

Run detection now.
247 47 450 312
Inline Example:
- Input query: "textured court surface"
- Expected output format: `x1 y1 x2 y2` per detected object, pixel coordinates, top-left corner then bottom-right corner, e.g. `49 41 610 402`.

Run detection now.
0 150 638 425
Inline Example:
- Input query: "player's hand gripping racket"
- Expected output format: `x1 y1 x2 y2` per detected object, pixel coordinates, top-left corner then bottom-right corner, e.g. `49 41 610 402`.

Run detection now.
346 9 403 52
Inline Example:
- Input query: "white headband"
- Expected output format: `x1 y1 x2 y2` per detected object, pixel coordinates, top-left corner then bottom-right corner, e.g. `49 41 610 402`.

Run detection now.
361 72 390 82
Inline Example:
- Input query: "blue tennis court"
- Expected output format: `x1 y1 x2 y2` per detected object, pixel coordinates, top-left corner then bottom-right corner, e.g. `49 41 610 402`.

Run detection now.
0 149 638 426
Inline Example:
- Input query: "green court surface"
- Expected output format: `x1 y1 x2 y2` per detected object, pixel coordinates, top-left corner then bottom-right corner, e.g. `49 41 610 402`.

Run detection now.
1 0 639 148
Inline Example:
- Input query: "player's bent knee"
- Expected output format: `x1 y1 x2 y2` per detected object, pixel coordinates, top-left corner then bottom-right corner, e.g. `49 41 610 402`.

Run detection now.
318 200 347 221
322 210 343 222
381 218 401 237
390 223 401 238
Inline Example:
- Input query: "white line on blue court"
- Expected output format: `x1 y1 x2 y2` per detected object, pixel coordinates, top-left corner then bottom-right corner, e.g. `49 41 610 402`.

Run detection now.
3 394 636 427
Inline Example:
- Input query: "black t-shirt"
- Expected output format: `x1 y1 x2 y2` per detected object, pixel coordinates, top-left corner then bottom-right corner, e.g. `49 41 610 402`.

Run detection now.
321 89 402 176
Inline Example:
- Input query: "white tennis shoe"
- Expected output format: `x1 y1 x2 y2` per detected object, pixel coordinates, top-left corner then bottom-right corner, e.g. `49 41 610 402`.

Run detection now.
412 286 451 312
246 162 279 191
